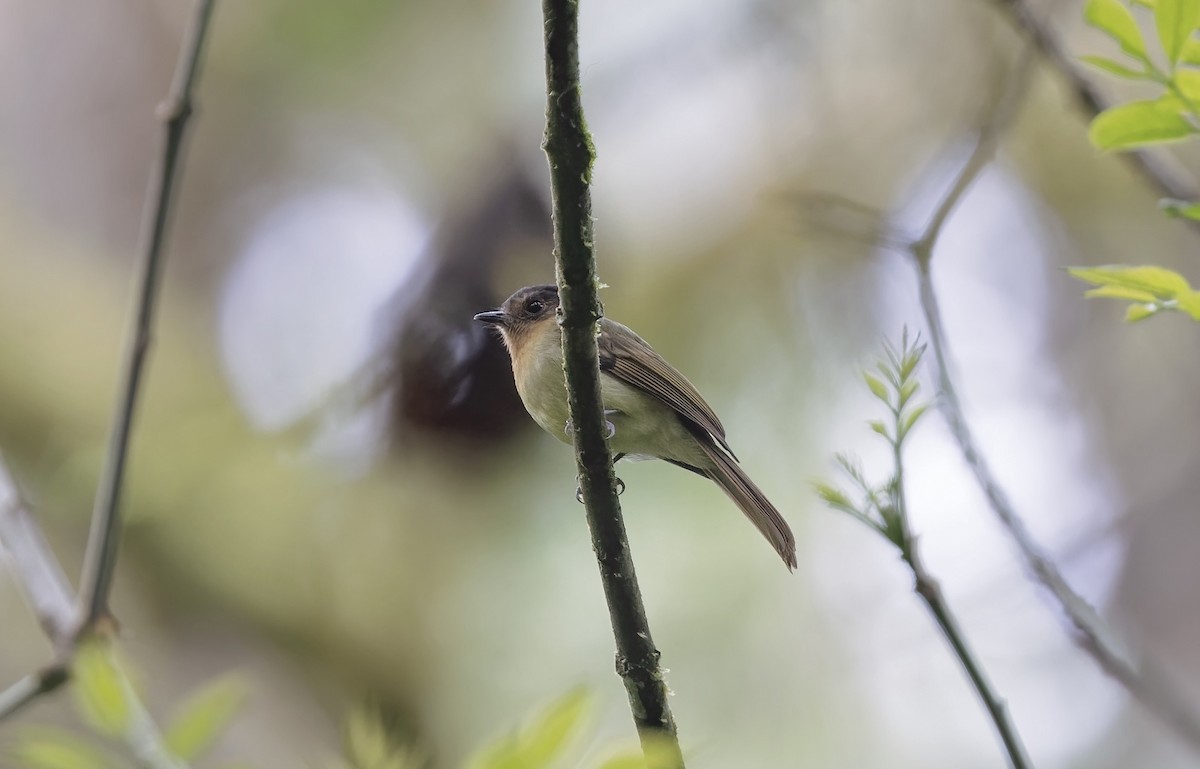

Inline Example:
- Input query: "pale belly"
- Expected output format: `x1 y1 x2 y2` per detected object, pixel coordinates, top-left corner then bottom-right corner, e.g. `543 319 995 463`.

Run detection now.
514 345 711 469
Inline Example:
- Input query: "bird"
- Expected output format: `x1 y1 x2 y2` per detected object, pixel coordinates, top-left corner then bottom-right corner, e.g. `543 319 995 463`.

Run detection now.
474 284 797 570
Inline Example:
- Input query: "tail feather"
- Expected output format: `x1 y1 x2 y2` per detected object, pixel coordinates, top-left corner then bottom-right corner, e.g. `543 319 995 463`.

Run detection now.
695 440 797 570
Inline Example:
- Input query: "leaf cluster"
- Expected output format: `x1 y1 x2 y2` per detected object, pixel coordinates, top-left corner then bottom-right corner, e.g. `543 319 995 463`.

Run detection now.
1071 0 1200 324
814 332 930 551
1084 0 1200 150
1068 264 1200 320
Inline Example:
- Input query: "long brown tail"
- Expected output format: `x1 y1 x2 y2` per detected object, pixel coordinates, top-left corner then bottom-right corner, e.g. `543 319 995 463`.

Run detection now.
695 439 797 570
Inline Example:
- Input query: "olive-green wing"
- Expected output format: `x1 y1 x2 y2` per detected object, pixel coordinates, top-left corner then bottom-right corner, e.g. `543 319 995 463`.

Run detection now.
598 318 736 458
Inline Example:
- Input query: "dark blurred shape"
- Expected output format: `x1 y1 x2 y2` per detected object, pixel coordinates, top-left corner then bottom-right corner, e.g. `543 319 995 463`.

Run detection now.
385 160 551 446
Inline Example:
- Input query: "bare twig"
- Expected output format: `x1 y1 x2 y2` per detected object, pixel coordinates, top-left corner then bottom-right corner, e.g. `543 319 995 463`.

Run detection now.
0 666 69 723
541 0 684 764
905 36 1200 752
917 274 1200 749
77 0 217 630
892 419 1033 769
0 4 218 763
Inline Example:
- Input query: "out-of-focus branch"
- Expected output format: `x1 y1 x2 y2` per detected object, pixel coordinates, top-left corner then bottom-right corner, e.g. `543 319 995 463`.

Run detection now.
0 666 69 722
541 0 684 764
0 458 75 646
0 5 217 765
907 43 1200 753
77 0 217 630
989 0 1200 207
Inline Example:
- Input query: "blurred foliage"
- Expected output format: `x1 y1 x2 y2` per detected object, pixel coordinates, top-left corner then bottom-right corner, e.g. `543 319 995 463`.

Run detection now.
1083 0 1200 150
1073 0 1200 325
9 637 247 768
1069 264 1200 320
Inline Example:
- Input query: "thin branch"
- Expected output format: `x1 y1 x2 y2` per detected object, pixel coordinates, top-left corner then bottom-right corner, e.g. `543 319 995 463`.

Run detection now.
541 0 684 764
917 273 1200 750
905 34 1200 753
989 0 1200 208
0 457 76 647
897 500 1032 769
76 0 217 630
0 666 69 723
913 47 1036 259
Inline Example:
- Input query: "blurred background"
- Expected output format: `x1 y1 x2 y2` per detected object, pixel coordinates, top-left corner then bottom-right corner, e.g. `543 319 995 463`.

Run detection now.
3 0 1200 766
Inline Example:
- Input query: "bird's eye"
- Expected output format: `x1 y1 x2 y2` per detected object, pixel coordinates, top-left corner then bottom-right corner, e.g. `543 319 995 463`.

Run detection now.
525 300 544 314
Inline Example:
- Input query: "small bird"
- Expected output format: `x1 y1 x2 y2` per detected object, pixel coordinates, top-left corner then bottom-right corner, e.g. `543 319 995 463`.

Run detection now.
474 285 797 569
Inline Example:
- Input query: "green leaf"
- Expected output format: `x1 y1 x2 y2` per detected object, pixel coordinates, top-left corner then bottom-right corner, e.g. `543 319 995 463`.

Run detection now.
1081 54 1149 78
1084 284 1160 301
1086 0 1151 60
1160 197 1200 218
1175 291 1200 319
813 482 852 510
1089 100 1195 149
1181 34 1200 64
594 753 646 769
468 688 592 769
342 703 423 769
517 688 591 768
1135 0 1157 7
862 373 890 404
1157 0 1200 65
1172 68 1200 101
8 730 118 769
165 676 248 762
1125 303 1160 320
1068 265 1194 297
899 404 930 439
867 420 890 440
72 640 131 740
898 379 919 407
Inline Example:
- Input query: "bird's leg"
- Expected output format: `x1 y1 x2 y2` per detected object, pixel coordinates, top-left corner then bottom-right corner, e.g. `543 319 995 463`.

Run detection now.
564 410 620 439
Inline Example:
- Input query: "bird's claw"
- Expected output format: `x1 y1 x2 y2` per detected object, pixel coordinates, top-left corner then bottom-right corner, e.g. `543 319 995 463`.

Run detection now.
564 410 619 440
575 474 626 503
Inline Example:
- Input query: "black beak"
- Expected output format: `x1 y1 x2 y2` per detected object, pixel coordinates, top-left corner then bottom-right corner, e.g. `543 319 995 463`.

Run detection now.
473 310 507 326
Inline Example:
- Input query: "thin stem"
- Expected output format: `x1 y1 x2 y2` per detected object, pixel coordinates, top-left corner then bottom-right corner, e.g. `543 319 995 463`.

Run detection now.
890 402 1034 768
912 47 1035 260
541 0 684 764
76 0 217 630
0 666 69 723
910 561 1033 769
895 452 1032 768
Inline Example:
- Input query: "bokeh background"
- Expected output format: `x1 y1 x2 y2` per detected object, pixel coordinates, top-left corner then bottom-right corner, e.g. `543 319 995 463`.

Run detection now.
3 0 1200 767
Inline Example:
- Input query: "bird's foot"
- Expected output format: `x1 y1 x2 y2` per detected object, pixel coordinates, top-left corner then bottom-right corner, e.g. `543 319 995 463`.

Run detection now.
563 410 619 439
575 474 626 503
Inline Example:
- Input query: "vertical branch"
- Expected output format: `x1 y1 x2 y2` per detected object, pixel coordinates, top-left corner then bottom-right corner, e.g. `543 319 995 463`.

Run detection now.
76 0 217 629
540 0 684 764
